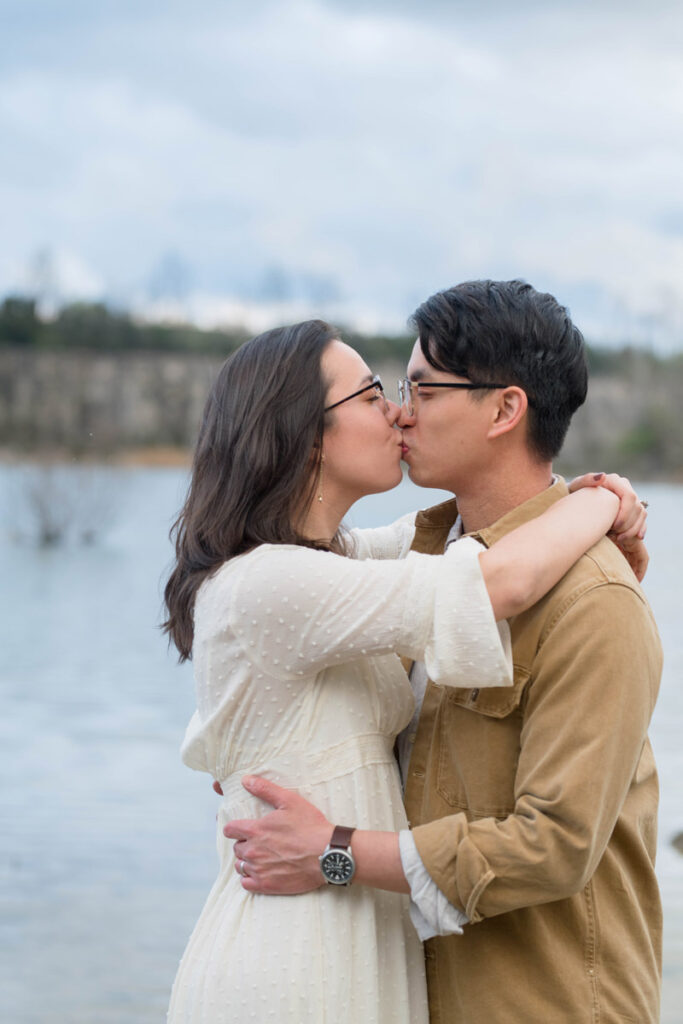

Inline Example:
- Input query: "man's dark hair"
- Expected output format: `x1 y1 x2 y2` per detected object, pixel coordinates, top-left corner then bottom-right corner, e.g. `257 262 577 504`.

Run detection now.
409 279 588 462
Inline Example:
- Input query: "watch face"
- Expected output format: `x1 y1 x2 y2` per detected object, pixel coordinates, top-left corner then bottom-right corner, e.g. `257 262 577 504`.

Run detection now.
321 850 354 884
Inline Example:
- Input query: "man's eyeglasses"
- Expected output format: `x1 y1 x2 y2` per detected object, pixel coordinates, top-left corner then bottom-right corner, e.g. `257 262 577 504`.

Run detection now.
397 377 510 417
325 375 386 412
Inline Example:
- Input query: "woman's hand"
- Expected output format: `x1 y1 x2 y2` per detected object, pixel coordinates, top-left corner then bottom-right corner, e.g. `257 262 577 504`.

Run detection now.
568 471 647 540
568 472 649 581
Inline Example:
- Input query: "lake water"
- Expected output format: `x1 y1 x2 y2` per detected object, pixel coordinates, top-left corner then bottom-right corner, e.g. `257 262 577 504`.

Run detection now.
1 466 681 1023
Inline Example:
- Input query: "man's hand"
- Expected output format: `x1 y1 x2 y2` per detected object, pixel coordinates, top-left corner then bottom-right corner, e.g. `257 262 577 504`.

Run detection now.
222 776 332 894
568 472 649 581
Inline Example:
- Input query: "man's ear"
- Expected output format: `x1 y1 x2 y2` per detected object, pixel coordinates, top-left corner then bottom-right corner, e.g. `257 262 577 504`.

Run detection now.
487 387 528 440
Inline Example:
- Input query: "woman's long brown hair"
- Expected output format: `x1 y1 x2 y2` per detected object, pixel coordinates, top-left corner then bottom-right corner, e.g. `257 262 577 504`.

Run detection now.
163 319 340 661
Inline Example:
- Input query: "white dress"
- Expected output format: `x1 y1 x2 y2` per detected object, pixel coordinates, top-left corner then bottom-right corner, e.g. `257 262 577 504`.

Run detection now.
168 528 512 1024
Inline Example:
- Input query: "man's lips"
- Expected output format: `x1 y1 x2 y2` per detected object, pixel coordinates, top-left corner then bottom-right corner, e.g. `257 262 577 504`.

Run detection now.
401 443 410 456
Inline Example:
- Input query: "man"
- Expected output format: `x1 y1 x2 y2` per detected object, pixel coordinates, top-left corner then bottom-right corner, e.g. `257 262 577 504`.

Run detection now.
224 281 662 1022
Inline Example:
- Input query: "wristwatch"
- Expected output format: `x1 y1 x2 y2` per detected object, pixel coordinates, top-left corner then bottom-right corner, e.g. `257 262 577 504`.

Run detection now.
319 825 356 885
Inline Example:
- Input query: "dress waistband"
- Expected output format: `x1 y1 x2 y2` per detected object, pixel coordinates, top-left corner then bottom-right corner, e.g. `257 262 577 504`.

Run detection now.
218 731 396 807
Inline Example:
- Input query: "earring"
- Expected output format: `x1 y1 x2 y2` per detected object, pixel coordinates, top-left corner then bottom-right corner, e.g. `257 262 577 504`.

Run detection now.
317 454 325 503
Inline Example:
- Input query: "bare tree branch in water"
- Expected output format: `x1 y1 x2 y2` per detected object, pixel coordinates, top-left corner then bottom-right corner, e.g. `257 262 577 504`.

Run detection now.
9 463 119 547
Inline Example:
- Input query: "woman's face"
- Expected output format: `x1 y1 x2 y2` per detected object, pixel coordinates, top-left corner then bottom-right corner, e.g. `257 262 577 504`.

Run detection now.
321 340 404 505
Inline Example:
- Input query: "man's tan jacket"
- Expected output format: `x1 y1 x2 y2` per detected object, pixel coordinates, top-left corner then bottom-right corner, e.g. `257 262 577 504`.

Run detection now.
404 480 662 1023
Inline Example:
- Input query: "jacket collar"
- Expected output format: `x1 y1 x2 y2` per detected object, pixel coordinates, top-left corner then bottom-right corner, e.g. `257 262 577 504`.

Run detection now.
413 477 569 552
412 498 460 554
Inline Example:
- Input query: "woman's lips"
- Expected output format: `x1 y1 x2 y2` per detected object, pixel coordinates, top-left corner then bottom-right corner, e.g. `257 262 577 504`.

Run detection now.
401 443 410 456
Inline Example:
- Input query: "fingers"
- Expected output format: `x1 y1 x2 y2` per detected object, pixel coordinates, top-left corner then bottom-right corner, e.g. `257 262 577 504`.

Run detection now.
568 471 605 492
234 854 261 885
240 876 262 893
236 867 276 894
593 473 646 537
569 472 648 539
232 839 263 882
616 504 647 543
232 859 320 895
622 540 649 582
222 774 298 841
231 837 265 888
607 536 649 582
223 819 255 841
599 474 636 532
241 774 297 809
633 550 649 582
233 857 262 891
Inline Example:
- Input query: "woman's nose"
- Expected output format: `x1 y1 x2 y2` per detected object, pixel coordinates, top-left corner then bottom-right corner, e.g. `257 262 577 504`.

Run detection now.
384 399 401 426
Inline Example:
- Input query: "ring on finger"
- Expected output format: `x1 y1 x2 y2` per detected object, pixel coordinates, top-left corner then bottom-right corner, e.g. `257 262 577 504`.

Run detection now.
237 859 246 876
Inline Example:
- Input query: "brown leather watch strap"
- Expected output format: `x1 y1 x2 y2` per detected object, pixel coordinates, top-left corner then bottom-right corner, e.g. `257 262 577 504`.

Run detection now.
329 825 355 849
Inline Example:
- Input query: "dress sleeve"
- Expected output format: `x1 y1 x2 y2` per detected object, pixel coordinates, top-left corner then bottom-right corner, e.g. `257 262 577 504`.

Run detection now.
348 512 418 561
227 538 512 688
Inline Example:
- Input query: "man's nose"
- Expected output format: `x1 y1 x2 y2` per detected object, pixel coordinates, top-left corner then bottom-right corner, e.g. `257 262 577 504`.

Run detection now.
396 403 416 428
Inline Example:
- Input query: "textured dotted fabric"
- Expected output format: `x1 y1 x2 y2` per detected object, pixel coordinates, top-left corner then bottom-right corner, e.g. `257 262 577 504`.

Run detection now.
168 534 512 1023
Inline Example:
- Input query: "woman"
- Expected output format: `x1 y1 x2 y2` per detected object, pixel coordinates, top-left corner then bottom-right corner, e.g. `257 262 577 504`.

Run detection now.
164 320 645 1024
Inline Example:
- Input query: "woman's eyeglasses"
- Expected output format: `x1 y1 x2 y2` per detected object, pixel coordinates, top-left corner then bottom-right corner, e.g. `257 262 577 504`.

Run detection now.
325 376 386 412
325 375 513 417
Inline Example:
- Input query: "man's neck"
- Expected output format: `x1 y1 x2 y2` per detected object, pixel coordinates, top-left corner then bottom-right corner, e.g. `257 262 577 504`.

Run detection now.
454 459 554 534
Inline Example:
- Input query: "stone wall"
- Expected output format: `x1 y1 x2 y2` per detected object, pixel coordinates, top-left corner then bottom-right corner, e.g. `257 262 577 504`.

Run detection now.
0 348 222 452
1 347 680 477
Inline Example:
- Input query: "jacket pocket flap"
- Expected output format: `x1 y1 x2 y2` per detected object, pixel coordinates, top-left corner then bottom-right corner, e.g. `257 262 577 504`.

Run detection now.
444 664 530 718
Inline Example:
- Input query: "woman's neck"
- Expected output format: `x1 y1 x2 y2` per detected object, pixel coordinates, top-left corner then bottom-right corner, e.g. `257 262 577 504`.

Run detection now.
301 493 349 544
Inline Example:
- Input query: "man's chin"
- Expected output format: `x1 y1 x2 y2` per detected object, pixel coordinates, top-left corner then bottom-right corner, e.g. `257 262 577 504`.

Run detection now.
405 462 430 487
405 461 450 493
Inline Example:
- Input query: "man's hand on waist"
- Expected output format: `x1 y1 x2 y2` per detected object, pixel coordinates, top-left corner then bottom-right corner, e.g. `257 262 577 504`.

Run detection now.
222 776 330 894
220 775 410 896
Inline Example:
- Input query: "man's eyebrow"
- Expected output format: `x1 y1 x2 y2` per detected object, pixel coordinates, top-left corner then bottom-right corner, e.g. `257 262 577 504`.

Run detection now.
409 368 432 382
358 372 375 386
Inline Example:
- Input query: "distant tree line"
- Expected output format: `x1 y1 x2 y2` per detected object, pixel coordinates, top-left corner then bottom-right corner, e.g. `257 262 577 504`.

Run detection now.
0 296 251 356
3 294 683 375
0 296 417 364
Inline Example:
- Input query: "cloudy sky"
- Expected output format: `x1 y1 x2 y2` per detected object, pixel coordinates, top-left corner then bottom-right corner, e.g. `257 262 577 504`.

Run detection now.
2 0 683 345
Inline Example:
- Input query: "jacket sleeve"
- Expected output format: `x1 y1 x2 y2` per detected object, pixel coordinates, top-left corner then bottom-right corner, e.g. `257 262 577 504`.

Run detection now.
410 580 662 921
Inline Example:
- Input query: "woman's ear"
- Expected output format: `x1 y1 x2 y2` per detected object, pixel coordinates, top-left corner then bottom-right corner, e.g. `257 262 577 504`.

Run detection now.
487 387 528 440
307 444 325 475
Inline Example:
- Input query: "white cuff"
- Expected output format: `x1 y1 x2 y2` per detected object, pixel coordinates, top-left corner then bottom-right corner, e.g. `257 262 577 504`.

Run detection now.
398 830 468 941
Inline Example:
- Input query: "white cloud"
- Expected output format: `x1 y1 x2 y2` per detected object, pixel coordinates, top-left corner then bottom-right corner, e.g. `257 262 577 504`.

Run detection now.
1 0 683 346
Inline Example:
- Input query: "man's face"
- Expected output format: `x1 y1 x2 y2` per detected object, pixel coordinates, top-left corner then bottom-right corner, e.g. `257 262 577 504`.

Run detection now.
398 340 500 494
